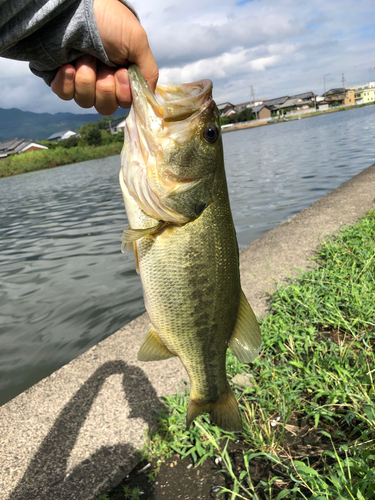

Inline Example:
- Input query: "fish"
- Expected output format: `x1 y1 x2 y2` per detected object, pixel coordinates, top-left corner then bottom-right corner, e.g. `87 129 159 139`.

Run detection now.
120 65 262 431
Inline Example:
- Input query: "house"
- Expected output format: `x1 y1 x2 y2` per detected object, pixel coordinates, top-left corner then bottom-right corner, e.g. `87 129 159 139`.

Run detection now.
251 104 272 120
217 102 236 117
273 97 311 113
47 130 78 142
316 101 330 111
361 88 375 104
350 80 375 91
322 88 346 105
260 96 289 111
234 100 267 113
0 138 48 159
108 116 127 134
345 89 355 106
290 91 315 102
352 87 375 105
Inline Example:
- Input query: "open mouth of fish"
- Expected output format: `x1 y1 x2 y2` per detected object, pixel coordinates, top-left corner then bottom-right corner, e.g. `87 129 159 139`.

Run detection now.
128 64 213 124
121 66 219 225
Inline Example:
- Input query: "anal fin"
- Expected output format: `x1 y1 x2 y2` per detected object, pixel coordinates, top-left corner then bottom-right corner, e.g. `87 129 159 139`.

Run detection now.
138 326 176 361
229 289 262 363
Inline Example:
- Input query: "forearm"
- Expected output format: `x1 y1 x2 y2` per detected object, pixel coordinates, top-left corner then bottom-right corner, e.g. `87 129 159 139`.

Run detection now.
0 0 136 85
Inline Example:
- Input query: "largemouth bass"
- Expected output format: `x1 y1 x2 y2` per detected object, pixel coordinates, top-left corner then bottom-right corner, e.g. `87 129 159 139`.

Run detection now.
120 65 262 431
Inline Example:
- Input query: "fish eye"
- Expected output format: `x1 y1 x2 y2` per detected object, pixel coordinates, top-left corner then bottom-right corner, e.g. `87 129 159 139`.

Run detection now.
203 125 219 143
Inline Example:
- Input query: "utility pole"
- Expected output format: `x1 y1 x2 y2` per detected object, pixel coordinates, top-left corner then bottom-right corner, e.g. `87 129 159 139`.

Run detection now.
251 85 258 120
341 73 346 105
324 73 330 96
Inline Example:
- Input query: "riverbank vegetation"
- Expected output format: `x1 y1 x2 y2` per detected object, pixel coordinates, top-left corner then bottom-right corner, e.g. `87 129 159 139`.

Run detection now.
102 209 375 499
0 116 125 178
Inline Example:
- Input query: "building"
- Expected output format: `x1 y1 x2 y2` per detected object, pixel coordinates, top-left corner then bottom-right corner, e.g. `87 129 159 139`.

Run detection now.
361 88 375 104
290 91 315 101
261 96 290 110
0 138 48 159
350 81 375 91
108 116 127 134
273 97 313 114
217 102 236 117
234 100 267 113
345 89 355 106
47 130 78 142
252 104 272 120
323 88 346 105
352 88 375 105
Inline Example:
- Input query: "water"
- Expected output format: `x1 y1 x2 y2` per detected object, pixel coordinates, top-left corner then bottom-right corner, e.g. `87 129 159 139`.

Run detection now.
1 105 374 405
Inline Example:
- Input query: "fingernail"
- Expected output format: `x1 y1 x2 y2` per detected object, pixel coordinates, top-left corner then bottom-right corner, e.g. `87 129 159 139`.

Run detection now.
117 71 129 87
64 70 74 82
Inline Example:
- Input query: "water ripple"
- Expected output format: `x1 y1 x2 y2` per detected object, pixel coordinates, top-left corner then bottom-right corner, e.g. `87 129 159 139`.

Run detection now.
0 106 374 405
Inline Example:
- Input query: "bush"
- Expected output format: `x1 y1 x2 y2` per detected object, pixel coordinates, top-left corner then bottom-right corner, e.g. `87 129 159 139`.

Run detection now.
0 142 123 178
60 135 80 148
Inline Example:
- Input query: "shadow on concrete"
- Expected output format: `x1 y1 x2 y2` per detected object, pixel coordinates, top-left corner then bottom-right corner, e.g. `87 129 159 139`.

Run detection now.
10 360 159 500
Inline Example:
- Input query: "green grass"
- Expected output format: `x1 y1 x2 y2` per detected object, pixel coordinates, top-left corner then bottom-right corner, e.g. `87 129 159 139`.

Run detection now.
142 209 375 499
0 142 122 177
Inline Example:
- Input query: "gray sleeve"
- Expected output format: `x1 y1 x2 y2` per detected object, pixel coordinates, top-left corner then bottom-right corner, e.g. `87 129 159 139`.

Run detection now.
0 0 138 86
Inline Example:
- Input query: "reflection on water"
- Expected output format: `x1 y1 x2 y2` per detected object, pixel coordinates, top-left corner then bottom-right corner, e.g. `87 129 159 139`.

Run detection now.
1 105 374 405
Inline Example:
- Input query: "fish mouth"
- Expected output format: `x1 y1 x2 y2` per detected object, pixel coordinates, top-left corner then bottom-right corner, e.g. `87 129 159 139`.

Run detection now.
122 66 217 225
128 65 213 123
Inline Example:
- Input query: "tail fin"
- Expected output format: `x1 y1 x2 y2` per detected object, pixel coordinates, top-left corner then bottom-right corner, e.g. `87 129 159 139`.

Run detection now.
186 385 243 432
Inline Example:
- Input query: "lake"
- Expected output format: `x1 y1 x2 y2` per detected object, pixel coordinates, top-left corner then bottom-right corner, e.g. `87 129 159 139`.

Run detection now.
1 105 374 405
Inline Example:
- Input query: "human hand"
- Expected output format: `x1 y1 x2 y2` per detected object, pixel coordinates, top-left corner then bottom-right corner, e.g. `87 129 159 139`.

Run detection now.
51 0 158 115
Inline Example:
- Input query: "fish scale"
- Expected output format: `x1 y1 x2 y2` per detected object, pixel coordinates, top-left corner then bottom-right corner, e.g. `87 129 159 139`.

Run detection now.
138 170 240 404
120 65 262 431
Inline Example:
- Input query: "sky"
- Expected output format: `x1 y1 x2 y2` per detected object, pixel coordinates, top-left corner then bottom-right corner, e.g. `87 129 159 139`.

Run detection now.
1 0 375 114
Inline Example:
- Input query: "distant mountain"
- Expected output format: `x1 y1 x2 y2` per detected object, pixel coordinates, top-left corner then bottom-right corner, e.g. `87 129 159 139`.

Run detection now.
0 107 128 142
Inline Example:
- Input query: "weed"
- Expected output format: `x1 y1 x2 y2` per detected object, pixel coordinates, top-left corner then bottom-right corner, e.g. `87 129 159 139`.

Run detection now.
144 209 375 498
123 485 143 500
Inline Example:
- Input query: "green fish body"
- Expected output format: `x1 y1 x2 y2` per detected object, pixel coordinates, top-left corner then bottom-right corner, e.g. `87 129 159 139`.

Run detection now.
120 66 262 431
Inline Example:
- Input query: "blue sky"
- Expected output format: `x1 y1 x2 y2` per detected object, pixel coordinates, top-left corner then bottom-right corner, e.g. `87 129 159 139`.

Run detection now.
0 0 374 114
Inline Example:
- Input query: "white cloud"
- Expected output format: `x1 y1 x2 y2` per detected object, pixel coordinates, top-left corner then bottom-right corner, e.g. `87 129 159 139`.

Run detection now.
1 0 375 113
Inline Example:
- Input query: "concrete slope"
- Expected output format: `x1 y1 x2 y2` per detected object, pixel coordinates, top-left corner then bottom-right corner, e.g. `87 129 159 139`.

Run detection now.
1 163 374 500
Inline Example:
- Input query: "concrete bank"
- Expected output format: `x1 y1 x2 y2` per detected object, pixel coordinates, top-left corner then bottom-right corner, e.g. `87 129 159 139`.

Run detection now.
1 163 374 500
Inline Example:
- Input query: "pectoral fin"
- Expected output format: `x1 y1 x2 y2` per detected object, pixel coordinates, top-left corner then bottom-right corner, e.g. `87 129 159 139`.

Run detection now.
121 221 167 252
138 326 176 361
133 242 140 274
229 289 262 363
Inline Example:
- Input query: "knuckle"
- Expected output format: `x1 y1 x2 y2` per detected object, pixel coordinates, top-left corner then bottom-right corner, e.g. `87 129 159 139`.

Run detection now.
76 74 95 88
96 77 115 95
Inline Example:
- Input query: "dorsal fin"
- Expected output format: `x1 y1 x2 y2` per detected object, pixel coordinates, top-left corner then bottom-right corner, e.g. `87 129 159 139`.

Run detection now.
229 289 262 363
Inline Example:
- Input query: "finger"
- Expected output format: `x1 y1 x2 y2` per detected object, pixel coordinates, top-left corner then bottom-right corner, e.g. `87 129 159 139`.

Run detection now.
95 64 118 115
51 64 75 100
115 68 131 109
128 24 159 93
74 55 97 108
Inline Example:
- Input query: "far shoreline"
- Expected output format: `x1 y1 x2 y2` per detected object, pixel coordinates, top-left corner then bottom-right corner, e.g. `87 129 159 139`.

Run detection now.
221 101 374 133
